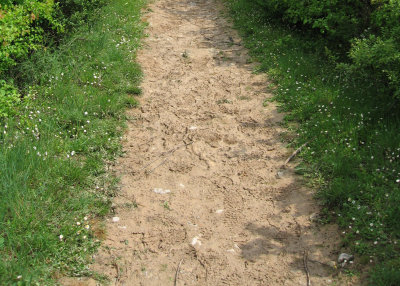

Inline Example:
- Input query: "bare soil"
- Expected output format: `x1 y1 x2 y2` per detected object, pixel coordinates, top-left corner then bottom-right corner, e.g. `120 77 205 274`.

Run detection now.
90 0 356 285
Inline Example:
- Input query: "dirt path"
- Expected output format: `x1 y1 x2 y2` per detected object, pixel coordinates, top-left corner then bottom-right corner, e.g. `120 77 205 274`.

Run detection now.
92 0 345 285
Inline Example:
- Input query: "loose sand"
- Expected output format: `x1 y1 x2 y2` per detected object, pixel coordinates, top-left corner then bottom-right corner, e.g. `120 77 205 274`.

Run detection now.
91 0 354 285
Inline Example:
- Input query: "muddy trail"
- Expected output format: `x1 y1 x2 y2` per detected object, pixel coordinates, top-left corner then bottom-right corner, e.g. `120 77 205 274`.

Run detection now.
91 0 347 285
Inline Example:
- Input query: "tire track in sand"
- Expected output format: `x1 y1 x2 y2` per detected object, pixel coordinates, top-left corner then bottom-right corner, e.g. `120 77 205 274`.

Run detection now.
92 0 350 285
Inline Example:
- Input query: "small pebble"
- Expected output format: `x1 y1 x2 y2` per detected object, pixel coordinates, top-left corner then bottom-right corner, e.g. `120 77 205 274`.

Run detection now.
216 209 224 214
338 253 354 267
338 253 354 263
112 217 120 222
187 221 198 228
309 212 319 222
276 170 286 179
191 236 202 247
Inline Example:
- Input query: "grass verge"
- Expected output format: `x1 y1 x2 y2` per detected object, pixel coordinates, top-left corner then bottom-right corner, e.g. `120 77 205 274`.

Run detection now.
0 0 146 284
226 0 400 284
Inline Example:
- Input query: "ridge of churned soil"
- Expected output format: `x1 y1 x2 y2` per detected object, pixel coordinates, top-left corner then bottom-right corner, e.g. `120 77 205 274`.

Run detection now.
90 0 355 285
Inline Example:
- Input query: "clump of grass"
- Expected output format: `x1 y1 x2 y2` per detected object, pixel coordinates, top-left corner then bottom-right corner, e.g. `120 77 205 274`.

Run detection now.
162 201 171 211
227 0 400 284
182 50 189 58
216 98 232 104
0 0 145 284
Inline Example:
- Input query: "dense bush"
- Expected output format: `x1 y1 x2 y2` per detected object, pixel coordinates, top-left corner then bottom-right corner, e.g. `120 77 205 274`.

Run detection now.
254 0 373 43
0 80 20 118
0 0 62 75
56 0 106 28
253 0 400 101
0 0 105 118
347 0 400 99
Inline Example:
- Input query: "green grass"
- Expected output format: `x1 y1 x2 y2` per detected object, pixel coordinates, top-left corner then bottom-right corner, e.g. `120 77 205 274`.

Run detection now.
226 0 400 284
0 0 146 284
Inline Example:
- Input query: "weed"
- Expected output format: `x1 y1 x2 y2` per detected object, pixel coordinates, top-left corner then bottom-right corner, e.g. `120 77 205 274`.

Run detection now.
216 98 232 104
162 201 171 211
238 95 251 101
122 202 139 209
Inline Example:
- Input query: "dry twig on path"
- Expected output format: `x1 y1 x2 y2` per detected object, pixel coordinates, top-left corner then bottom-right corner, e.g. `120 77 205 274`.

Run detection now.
303 250 311 286
146 157 169 175
112 261 120 282
174 259 183 286
283 141 308 166
138 141 194 174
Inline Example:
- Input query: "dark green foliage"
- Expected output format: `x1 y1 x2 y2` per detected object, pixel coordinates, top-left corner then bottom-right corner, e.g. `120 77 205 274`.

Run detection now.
254 0 373 44
55 0 106 28
346 1 400 99
250 0 400 101
369 258 400 286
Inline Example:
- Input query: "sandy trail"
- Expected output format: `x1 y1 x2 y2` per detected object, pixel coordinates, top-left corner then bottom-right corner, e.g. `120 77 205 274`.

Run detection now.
92 0 344 285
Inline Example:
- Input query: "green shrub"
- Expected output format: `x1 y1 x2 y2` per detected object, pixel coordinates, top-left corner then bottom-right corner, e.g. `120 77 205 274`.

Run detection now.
253 0 374 44
0 0 107 119
55 0 106 28
0 80 20 118
0 0 63 75
344 35 400 99
346 0 400 99
0 0 107 75
249 0 400 101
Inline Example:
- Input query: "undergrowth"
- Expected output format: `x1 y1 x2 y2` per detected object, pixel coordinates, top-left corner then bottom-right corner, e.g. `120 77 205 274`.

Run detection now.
0 0 145 284
226 0 400 285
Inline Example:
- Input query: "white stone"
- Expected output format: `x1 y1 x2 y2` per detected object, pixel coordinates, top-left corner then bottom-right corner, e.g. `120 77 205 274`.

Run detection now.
191 236 202 247
153 188 171 194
